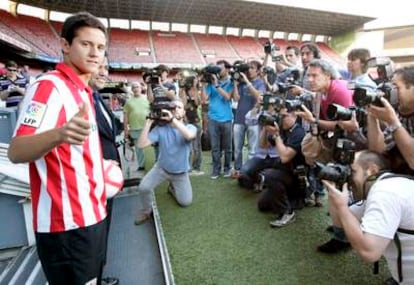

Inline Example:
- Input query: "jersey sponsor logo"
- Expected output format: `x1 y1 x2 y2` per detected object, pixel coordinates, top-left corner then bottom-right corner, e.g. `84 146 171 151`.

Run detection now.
21 101 47 128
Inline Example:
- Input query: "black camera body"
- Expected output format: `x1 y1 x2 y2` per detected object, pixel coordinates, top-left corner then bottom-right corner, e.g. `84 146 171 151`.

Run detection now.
147 101 177 124
261 92 283 110
333 138 355 165
284 99 303 112
201 65 222 84
143 68 162 85
258 112 281 126
352 83 396 108
352 56 397 108
264 40 280 54
315 161 351 188
231 63 250 81
277 68 301 93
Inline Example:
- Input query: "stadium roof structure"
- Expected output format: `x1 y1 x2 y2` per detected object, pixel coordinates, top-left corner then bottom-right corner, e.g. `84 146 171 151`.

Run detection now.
15 0 374 37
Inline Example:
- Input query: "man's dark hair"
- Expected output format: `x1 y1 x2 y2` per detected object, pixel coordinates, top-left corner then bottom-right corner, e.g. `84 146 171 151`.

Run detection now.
61 11 107 44
347 48 371 73
286 45 300 56
156 64 169 73
216 60 231 69
5 60 18 69
300 42 321 59
249 60 262 70
393 66 414 88
356 150 390 171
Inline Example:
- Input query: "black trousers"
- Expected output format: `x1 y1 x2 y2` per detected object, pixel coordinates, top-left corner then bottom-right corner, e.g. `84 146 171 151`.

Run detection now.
35 219 107 285
257 168 304 214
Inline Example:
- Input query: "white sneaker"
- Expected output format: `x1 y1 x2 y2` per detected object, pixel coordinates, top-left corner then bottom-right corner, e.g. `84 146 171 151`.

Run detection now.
269 211 296 228
189 170 205 176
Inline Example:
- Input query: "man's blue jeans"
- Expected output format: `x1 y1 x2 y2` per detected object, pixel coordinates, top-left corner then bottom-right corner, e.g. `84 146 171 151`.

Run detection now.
208 119 232 176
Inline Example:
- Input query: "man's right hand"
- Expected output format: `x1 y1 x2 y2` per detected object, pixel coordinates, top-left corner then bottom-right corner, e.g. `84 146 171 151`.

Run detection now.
60 103 91 145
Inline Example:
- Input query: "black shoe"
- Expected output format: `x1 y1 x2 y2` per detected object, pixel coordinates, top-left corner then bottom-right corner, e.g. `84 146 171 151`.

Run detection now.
102 276 119 285
137 166 145 171
317 238 350 253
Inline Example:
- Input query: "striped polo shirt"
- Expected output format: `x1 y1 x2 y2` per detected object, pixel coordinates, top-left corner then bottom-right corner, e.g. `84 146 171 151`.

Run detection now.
14 62 106 233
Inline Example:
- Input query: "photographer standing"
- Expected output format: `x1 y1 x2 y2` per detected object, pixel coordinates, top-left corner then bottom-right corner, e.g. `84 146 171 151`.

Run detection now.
134 99 196 225
179 74 204 175
200 60 234 179
146 64 176 103
232 60 266 177
123 81 150 171
324 150 414 284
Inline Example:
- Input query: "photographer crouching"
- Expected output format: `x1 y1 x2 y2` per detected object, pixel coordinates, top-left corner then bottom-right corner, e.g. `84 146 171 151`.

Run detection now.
134 99 197 225
256 106 306 227
323 150 414 284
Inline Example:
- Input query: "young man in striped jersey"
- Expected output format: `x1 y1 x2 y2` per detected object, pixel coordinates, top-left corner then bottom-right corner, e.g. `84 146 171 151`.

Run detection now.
8 12 108 285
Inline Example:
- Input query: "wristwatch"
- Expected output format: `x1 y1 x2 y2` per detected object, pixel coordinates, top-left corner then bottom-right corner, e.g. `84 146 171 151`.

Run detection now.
389 121 402 134
215 85 220 89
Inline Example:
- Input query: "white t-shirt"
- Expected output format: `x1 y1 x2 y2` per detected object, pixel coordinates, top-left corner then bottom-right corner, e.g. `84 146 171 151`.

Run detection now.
355 174 414 284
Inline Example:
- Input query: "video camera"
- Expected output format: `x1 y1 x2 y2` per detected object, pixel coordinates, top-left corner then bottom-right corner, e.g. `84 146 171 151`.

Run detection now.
147 101 177 124
264 40 280 54
143 68 162 85
230 62 250 81
200 65 222 84
314 161 351 189
351 57 398 108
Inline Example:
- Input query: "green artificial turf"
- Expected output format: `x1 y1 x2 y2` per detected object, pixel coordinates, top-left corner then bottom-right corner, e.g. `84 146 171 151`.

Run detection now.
154 152 390 285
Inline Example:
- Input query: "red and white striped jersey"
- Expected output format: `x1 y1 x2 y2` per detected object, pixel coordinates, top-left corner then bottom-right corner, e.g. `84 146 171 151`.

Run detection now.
14 63 107 233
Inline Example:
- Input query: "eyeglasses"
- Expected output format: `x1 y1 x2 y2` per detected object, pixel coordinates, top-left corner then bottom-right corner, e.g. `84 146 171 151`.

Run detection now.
7 68 17 72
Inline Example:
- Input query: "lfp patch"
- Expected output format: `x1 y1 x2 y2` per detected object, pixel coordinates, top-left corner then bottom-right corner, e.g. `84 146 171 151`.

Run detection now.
21 101 47 128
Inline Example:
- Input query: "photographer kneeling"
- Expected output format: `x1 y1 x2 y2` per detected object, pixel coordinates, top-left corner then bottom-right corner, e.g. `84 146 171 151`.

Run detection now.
134 99 197 225
323 150 414 284
256 107 306 227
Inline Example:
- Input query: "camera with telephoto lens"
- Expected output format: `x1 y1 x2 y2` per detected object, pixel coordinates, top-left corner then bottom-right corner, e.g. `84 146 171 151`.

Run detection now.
326 103 367 132
200 64 222 84
230 62 250 81
352 84 397 108
263 40 280 54
258 112 281 126
352 57 397 108
314 161 351 189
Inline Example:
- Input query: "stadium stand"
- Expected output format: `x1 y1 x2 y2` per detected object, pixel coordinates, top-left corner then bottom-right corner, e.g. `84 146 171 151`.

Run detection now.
0 10 60 58
108 28 153 64
193 33 240 64
151 31 204 65
227 35 263 61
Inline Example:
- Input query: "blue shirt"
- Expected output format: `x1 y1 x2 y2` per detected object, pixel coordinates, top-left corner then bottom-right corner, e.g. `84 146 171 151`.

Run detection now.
234 77 266 124
149 123 196 173
205 77 233 122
